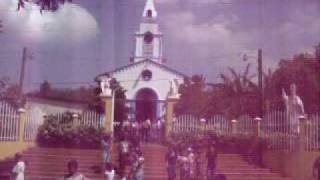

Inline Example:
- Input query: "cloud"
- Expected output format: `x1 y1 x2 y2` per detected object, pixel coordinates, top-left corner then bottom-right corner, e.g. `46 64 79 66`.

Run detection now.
159 0 320 82
269 1 320 59
0 0 99 43
161 10 260 80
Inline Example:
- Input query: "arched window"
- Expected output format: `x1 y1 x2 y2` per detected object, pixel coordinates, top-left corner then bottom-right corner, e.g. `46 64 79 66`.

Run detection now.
147 10 152 17
143 31 154 58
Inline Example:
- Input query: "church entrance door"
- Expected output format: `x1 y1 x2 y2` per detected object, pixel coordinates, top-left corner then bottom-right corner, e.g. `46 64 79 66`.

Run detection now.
135 88 158 122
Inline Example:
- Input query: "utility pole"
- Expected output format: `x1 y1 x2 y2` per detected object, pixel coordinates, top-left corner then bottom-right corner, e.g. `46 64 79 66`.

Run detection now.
257 48 263 117
18 47 31 106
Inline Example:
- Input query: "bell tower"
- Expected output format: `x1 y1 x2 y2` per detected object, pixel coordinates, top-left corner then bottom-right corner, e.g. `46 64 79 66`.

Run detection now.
133 0 163 64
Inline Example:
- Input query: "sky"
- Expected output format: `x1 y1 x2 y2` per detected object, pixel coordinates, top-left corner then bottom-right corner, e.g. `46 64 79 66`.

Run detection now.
0 0 319 91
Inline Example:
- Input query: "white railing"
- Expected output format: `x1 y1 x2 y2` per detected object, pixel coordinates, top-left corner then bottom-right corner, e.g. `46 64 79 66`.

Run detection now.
306 113 320 151
24 107 45 141
173 114 231 136
53 111 105 129
0 101 20 141
237 115 255 136
205 115 231 136
24 109 105 141
261 111 300 151
173 114 198 133
80 111 105 128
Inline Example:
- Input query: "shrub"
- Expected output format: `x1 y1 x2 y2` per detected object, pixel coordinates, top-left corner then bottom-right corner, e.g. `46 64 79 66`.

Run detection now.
37 112 108 149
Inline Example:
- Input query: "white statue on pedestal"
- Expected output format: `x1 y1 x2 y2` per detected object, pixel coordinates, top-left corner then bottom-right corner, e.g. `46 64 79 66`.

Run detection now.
100 75 113 97
282 83 305 133
168 79 180 99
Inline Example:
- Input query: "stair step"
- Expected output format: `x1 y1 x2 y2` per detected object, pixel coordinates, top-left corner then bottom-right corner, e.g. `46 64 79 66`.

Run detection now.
0 144 292 180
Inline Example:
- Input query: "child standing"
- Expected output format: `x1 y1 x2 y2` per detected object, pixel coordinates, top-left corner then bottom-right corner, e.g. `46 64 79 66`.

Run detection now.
11 153 26 180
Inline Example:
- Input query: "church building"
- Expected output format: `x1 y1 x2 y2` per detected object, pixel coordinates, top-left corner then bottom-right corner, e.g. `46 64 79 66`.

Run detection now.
95 0 185 122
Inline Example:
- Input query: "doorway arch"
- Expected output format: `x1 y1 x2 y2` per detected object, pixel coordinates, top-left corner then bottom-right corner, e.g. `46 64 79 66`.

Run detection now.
135 88 158 122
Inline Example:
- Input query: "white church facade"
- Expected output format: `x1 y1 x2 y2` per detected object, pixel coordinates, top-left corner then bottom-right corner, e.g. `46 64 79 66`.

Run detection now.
95 0 185 122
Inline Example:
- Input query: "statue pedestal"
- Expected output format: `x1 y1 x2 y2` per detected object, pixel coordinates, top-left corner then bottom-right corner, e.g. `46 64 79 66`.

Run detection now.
165 97 179 141
100 95 113 135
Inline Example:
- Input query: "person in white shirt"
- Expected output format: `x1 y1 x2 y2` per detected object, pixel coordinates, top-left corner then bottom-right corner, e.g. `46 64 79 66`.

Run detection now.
60 160 90 180
104 163 115 180
11 153 25 180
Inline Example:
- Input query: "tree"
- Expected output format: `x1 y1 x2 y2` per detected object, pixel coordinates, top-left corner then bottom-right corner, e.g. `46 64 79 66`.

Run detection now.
39 80 51 97
219 64 259 118
268 53 320 113
175 75 210 118
17 0 73 12
108 78 129 124
0 77 21 106
0 77 10 97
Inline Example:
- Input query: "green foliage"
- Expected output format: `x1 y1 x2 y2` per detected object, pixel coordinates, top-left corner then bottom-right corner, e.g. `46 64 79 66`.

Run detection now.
269 54 320 113
175 75 210 118
0 77 21 106
109 78 129 124
17 0 73 12
37 112 108 149
218 64 259 118
176 69 259 119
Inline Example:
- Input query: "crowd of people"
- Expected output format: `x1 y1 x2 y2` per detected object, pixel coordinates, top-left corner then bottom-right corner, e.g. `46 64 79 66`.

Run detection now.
114 118 165 143
165 140 226 180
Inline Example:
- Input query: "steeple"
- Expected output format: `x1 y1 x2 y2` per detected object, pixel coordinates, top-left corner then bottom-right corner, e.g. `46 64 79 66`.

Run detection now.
143 0 157 18
133 0 163 64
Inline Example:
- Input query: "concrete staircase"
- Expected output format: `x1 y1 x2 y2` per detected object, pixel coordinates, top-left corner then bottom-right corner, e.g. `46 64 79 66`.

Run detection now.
0 144 291 180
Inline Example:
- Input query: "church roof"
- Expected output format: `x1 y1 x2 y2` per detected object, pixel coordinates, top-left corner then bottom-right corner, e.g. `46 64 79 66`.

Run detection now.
95 59 187 81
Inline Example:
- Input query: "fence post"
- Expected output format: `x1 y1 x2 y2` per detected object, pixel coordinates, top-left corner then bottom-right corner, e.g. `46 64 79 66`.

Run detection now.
200 118 206 134
254 117 262 138
231 119 238 135
100 95 113 135
17 108 26 142
72 113 80 127
297 115 307 180
298 115 306 151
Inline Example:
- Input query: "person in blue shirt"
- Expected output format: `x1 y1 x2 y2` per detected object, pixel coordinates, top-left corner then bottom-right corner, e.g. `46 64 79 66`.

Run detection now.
101 135 111 163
